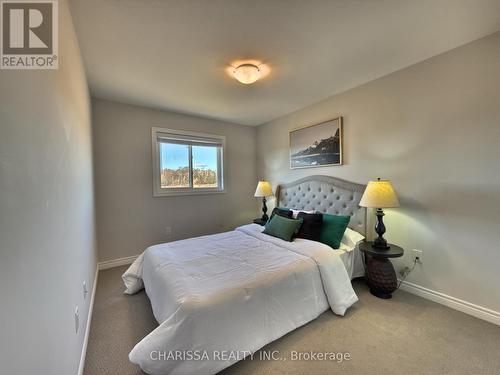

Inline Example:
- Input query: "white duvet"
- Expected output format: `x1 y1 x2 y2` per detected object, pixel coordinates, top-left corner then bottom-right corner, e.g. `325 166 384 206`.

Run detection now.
123 224 358 375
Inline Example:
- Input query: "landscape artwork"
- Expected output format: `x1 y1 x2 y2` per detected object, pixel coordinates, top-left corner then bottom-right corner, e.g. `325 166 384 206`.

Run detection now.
289 117 343 169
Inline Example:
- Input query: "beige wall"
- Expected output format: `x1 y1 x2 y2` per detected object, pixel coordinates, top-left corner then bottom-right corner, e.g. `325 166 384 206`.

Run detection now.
257 32 500 313
92 99 257 262
0 1 96 373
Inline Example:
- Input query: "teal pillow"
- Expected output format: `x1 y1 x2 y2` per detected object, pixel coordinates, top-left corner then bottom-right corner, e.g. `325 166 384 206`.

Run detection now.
263 214 302 242
318 213 351 249
269 207 293 221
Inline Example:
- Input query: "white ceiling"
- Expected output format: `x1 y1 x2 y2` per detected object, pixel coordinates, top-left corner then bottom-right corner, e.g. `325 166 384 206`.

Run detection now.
69 0 500 126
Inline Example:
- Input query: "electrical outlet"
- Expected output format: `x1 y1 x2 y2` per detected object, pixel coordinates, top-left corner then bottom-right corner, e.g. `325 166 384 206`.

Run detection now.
74 306 79 334
165 226 172 236
412 249 423 263
83 281 88 300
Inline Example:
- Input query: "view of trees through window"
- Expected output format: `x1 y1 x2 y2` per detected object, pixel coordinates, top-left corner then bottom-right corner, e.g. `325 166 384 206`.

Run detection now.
160 143 219 188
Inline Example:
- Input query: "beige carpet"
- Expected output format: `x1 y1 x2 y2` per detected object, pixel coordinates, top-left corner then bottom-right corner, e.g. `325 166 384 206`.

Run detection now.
84 266 500 375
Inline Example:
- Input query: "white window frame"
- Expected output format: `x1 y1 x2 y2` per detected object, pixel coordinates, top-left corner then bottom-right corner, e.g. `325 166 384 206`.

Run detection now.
152 127 226 197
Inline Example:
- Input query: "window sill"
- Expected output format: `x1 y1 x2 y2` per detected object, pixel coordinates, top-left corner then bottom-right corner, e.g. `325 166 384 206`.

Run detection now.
153 189 226 197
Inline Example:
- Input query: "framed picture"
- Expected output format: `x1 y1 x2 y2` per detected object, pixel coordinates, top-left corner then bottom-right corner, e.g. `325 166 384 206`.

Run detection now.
289 117 343 169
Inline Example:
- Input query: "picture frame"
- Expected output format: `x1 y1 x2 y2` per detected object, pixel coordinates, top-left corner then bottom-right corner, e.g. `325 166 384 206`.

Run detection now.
289 116 343 169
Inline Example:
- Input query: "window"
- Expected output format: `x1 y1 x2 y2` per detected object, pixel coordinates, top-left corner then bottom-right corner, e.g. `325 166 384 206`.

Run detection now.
152 127 225 196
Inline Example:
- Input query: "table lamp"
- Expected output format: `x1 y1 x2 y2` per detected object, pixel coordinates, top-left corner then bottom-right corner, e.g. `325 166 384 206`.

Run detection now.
360 178 400 249
254 181 273 222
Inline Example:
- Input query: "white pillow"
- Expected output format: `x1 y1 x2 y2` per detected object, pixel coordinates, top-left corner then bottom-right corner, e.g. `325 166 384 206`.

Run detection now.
291 209 314 219
341 227 365 249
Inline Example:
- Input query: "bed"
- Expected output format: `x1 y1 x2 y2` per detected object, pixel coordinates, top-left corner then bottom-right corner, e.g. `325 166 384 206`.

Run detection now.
123 175 367 375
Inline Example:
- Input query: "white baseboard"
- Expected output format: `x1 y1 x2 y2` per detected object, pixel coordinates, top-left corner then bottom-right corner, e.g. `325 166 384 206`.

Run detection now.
98 255 138 270
77 266 99 375
399 280 500 326
76 257 137 374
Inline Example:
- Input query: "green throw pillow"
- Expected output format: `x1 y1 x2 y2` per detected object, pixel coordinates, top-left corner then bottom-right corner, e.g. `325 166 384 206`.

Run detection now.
318 213 351 249
263 214 302 242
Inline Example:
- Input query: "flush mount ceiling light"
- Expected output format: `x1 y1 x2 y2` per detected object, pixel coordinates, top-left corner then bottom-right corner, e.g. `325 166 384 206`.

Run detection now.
233 64 261 84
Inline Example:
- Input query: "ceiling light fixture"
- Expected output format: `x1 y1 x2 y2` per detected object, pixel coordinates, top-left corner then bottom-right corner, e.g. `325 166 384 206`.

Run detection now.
233 64 261 84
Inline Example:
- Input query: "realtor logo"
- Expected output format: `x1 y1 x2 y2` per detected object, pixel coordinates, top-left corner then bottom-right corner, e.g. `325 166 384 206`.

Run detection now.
1 0 58 69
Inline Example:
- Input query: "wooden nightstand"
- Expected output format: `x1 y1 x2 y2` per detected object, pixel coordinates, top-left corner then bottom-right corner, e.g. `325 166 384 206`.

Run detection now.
358 242 404 299
253 218 267 226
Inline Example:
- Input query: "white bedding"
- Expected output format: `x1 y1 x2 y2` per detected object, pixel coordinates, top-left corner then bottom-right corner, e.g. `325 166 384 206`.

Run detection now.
337 241 366 280
123 224 358 375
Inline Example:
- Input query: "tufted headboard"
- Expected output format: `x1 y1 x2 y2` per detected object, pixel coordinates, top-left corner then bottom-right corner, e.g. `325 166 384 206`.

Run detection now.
276 175 367 236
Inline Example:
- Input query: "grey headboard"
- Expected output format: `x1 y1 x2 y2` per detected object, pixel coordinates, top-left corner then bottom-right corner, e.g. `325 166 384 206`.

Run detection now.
276 175 367 236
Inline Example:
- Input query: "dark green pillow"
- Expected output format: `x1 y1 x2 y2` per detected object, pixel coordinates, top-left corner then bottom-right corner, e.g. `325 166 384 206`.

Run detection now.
263 214 302 242
318 213 351 249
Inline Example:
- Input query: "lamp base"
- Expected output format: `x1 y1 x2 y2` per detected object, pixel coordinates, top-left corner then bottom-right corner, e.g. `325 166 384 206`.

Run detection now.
260 197 269 222
372 238 390 250
373 208 390 250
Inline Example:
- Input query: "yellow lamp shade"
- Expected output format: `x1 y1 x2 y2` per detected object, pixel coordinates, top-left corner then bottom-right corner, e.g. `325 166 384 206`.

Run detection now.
360 179 400 208
254 181 273 197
